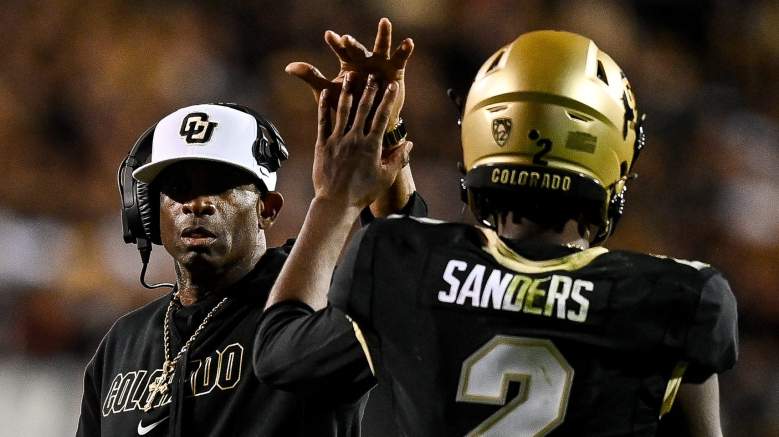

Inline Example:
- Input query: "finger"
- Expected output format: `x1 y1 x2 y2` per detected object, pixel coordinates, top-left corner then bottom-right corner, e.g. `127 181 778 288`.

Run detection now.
352 74 379 133
382 139 412 163
400 140 414 160
403 140 413 167
381 138 403 157
369 81 399 140
317 89 332 143
285 62 332 94
325 31 352 63
332 73 355 135
379 141 405 183
372 17 392 58
343 35 371 62
390 38 415 70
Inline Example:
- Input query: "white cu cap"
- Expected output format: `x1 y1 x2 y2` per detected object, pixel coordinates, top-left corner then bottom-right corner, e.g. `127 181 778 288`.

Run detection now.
133 104 282 191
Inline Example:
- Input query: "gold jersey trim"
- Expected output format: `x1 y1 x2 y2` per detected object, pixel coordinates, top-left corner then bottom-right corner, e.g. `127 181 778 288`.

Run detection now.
660 361 688 417
346 315 375 376
479 228 608 273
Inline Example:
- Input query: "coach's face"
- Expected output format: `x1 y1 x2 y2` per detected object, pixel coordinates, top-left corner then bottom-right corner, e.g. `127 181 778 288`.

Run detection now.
157 161 282 272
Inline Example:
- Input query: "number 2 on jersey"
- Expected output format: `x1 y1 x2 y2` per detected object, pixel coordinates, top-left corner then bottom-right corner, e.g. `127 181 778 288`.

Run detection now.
457 336 574 437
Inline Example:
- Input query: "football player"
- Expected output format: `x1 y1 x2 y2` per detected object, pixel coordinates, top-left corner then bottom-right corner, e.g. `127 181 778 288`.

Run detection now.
255 31 737 436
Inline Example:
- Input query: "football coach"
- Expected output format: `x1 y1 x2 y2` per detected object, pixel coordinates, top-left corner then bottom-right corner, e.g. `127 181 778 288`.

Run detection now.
76 21 420 436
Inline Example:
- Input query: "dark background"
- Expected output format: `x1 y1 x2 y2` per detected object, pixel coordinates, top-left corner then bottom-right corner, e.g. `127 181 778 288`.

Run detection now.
0 0 776 435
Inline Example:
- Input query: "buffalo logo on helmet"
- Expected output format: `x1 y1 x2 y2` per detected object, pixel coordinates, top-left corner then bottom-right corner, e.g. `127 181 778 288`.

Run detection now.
180 113 218 143
491 118 512 147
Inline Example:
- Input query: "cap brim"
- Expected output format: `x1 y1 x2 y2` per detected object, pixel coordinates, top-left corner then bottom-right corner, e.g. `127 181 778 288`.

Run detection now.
133 156 260 185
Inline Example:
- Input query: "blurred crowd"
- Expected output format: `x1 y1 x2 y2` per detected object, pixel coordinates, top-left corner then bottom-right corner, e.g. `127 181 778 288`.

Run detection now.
0 0 776 435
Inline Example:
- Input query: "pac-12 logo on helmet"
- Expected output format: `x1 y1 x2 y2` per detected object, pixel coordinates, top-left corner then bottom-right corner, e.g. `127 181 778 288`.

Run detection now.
492 118 512 147
180 112 218 143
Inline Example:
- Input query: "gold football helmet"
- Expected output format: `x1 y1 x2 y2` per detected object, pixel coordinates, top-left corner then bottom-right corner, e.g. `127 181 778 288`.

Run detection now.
460 30 645 243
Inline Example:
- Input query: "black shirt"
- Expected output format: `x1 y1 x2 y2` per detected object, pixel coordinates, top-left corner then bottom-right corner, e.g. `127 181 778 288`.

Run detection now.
256 217 738 437
77 194 429 437
77 243 368 437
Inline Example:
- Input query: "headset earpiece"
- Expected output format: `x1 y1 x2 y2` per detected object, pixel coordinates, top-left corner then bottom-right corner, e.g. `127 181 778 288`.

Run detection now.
118 123 173 289
118 124 158 246
135 181 160 245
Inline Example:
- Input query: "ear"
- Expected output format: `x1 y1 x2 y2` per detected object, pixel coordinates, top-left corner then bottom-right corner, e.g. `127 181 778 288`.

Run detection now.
257 191 284 229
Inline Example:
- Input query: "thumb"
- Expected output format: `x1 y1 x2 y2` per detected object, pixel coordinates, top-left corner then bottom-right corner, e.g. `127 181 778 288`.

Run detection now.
285 62 331 95
380 142 405 184
381 140 412 163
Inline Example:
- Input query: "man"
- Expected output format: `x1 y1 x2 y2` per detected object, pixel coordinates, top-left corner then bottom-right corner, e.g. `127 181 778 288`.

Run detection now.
76 21 418 437
256 31 738 436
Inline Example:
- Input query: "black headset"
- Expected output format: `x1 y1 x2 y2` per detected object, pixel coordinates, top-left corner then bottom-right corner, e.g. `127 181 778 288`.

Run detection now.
116 103 289 288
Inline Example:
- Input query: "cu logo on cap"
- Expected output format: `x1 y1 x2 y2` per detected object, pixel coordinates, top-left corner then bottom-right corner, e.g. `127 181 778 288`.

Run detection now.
180 113 218 143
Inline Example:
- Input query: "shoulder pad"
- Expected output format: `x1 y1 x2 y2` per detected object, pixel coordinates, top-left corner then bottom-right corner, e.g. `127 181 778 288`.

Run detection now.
649 254 710 271
386 214 446 225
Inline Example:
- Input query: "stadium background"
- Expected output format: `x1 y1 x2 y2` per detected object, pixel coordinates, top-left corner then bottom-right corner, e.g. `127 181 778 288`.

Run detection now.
0 0 776 435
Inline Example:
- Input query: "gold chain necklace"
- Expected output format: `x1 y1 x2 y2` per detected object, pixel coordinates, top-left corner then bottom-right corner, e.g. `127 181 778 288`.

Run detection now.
143 291 229 412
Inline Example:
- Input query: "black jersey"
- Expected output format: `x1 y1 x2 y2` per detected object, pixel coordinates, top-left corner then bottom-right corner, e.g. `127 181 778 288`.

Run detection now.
76 243 370 437
78 194 428 437
256 217 738 437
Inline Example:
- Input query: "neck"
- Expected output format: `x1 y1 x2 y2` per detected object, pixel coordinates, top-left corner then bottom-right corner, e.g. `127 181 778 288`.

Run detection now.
497 215 589 250
174 250 264 306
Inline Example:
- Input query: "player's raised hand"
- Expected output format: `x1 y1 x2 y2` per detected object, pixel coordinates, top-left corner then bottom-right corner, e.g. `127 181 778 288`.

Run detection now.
324 17 414 81
312 72 404 209
285 18 414 127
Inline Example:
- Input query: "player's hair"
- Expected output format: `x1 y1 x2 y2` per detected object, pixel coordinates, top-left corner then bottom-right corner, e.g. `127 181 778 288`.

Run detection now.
459 31 645 243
